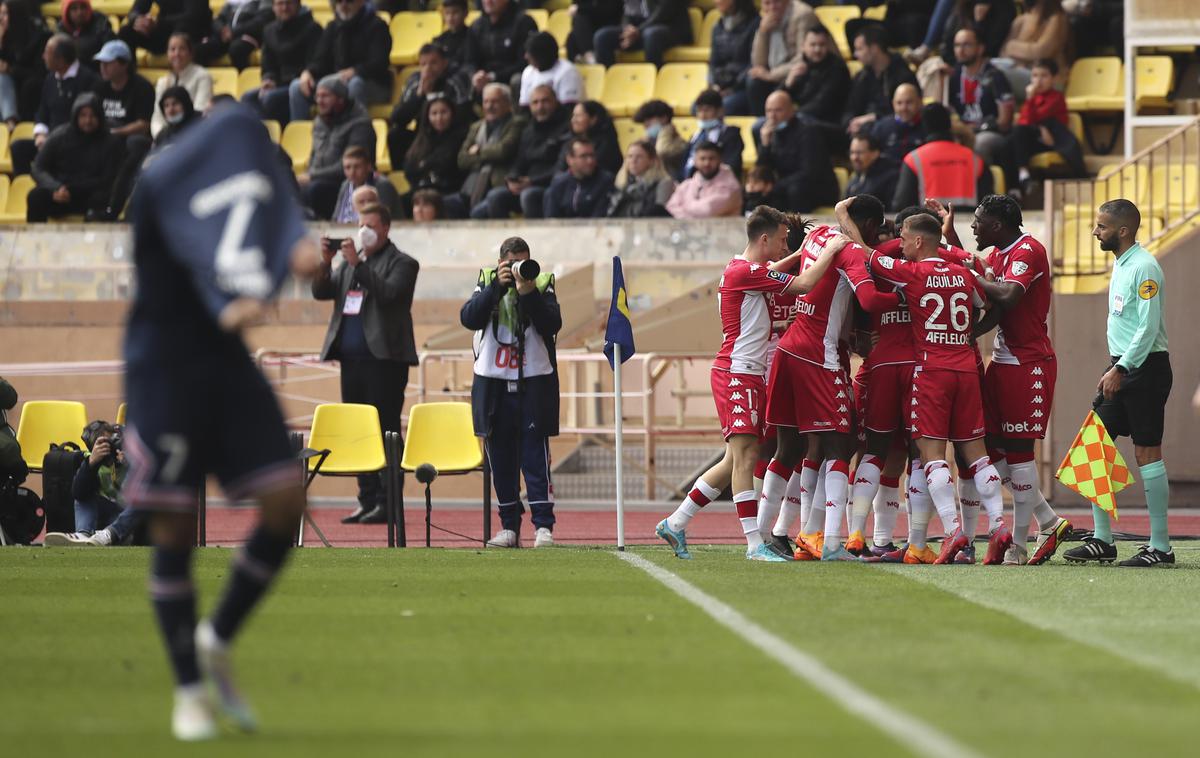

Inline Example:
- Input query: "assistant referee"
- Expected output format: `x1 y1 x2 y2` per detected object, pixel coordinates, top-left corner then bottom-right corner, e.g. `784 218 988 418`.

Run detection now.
1065 199 1173 567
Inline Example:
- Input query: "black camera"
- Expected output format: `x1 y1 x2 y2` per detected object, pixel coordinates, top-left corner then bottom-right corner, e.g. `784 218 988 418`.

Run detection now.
499 259 540 287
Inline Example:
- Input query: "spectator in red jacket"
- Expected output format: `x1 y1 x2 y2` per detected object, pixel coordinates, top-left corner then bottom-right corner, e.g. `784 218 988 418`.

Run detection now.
1010 58 1085 185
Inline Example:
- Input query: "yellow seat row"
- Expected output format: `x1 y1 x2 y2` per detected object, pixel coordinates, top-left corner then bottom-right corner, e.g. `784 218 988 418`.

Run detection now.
1065 56 1175 113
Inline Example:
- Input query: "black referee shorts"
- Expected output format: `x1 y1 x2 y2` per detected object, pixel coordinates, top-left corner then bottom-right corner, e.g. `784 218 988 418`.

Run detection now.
1093 351 1172 447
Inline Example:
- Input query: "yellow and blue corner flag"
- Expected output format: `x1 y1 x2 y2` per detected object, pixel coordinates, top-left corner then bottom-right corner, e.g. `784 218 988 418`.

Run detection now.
604 256 635 370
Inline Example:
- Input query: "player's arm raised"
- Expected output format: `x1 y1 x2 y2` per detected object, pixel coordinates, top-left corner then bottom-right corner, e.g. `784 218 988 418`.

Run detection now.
783 233 849 294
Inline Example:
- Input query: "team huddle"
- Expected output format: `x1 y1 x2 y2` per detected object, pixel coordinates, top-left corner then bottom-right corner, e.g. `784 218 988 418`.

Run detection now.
656 193 1072 565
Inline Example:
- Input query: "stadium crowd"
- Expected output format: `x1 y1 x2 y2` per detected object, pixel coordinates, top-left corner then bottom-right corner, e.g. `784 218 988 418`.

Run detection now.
0 0 1124 223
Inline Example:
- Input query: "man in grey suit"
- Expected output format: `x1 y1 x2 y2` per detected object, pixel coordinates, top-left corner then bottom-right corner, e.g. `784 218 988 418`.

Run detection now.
313 204 419 523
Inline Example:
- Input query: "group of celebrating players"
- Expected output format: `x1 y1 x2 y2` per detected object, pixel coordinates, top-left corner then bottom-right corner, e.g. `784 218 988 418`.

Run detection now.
656 192 1073 565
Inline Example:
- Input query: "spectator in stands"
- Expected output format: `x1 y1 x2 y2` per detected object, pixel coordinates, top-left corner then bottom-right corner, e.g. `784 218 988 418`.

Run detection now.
843 21 917 137
387 42 471 169
870 81 925 162
997 0 1069 93
783 24 849 128
846 132 899 208
593 0 692 68
313 203 420 526
0 0 50 126
568 99 620 174
543 136 614 218
473 83 570 219
433 0 470 66
150 32 211 137
119 0 212 56
892 102 990 211
288 0 391 122
450 81 524 217
240 0 321 125
195 0 273 70
27 92 119 221
741 164 785 213
666 140 741 218
90 40 154 221
148 84 198 152
466 0 537 94
299 74 375 219
519 31 583 108
404 94 468 196
11 34 98 176
746 0 815 117
708 0 760 116
57 0 113 69
681 89 743 179
632 98 686 179
42 420 142 547
566 0 621 64
947 26 1016 192
909 0 1012 66
756 89 836 212
884 0 937 49
1066 0 1122 59
607 137 675 217
332 144 402 223
1011 58 1086 184
0 376 25 486
411 188 443 222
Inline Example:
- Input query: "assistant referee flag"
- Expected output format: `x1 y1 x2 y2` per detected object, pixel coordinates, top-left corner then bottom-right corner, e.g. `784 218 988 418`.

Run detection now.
1055 410 1134 519
604 256 635 370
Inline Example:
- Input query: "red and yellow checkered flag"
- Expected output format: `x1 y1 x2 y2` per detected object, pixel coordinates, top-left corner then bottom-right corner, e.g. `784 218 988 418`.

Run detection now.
1055 411 1134 519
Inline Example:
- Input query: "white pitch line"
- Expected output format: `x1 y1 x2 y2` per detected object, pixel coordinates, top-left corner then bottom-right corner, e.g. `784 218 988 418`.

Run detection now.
616 551 986 758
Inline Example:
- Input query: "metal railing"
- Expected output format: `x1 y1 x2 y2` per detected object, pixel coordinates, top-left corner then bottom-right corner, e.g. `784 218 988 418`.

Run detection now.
1045 114 1200 278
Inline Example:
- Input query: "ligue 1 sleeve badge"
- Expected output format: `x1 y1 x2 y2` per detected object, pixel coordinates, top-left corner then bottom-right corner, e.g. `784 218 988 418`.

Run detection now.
1138 279 1159 299
1011 261 1029 276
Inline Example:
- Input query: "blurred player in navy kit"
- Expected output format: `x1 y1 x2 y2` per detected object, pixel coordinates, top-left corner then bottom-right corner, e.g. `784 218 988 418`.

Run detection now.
121 104 322 741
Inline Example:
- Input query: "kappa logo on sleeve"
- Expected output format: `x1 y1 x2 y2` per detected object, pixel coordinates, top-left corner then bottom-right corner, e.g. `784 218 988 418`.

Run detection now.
1139 279 1160 299
767 270 789 282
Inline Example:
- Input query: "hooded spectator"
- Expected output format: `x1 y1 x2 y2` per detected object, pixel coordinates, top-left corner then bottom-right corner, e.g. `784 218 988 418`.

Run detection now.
28 91 120 221
57 0 113 68
299 73 375 219
150 31 211 137
150 83 198 151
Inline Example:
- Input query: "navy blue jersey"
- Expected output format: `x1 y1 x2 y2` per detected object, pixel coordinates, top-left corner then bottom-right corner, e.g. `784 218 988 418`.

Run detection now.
125 105 307 365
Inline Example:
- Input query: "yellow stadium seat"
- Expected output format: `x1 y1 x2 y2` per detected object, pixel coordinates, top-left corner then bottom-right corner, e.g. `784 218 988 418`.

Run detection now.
140 69 169 87
1029 113 1085 172
0 174 35 224
726 115 757 169
210 67 238 98
1062 163 1148 219
399 402 485 548
9 121 34 143
388 172 410 196
664 7 712 63
603 63 657 117
281 120 313 172
373 119 390 173
466 10 480 26
1065 57 1124 112
312 7 334 27
547 8 572 51
654 63 708 115
526 8 548 30
262 119 281 143
834 166 849 197
0 175 9 215
0 128 10 173
238 67 261 97
613 117 642 156
814 5 860 59
370 75 407 120
390 11 442 66
1148 164 1198 220
673 116 698 141
847 59 863 78
1135 55 1173 110
990 164 1005 196
15 401 88 471
863 5 887 21
578 63 605 100
116 402 126 426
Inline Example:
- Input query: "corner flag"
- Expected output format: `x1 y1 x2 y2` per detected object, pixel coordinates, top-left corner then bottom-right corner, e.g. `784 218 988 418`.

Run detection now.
1055 411 1134 519
603 256 635 370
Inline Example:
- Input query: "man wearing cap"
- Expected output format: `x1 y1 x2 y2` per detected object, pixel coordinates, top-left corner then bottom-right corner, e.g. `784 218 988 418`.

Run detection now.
89 39 155 220
297 74 375 219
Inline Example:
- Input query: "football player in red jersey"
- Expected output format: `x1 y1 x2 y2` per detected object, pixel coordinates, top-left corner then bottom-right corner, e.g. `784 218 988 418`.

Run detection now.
656 206 847 561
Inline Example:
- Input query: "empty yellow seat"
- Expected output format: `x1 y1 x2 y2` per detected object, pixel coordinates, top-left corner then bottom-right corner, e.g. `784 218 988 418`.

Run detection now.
1135 55 1173 110
1148 164 1198 219
578 63 605 100
0 128 10 173
863 5 887 21
547 8 572 50
15 401 88 470
834 166 849 197
603 63 656 117
526 8 548 30
0 174 35 224
990 164 1005 196
1065 57 1124 112
373 118 390 173
306 403 387 476
210 67 238 98
664 7 712 63
814 5 860 59
654 63 708 115
281 120 313 172
238 67 261 97
390 11 442 66
726 115 757 169
388 172 411 196
262 120 281 143
613 118 643 156
673 116 698 141
400 403 483 475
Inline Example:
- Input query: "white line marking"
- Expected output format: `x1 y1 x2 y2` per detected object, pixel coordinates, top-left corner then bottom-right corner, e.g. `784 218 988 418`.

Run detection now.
616 551 986 758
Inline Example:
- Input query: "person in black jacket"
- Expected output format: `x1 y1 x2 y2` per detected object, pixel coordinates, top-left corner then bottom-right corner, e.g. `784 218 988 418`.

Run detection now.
27 92 119 220
566 0 621 63
42 420 146 547
387 42 471 169
936 0 1016 64
465 0 536 94
57 0 113 68
709 0 759 115
0 0 51 124
680 89 743 179
90 39 154 221
460 235 562 548
287 0 391 122
432 0 470 65
845 132 899 210
784 25 849 127
240 0 320 125
543 136 614 218
312 204 420 524
473 83 570 219
15 33 99 174
594 0 691 68
843 22 917 138
755 90 836 212
118 0 212 56
566 99 620 174
195 0 274 70
404 93 468 194
148 83 199 153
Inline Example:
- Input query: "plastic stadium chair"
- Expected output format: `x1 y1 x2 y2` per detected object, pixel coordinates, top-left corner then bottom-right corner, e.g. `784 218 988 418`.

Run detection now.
547 8 572 50
673 116 697 141
1148 164 1198 220
0 174 35 224
863 5 887 21
116 402 126 426
399 402 487 548
990 164 1005 196
578 63 605 100
1061 162 1147 220
664 7 711 63
1065 57 1124 112
373 119 391 173
0 128 9 173
654 63 708 115
814 5 860 59
371 75 408 120
262 119 282 143
725 116 757 169
1028 113 1084 172
1135 55 1173 110
613 117 642 156
281 120 313 172
834 166 849 197
15 401 88 471
209 67 238 98
390 11 442 66
603 63 657 117
0 175 8 212
387 172 410 196
526 8 548 30
238 67 261 97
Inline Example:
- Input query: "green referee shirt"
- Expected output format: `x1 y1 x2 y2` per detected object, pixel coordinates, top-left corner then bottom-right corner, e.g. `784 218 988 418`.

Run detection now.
1107 242 1168 370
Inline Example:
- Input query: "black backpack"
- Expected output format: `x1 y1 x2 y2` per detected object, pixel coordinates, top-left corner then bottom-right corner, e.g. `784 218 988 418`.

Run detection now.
0 482 45 545
41 442 85 534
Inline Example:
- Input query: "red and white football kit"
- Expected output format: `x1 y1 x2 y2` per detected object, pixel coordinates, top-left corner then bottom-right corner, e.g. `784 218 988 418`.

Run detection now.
712 257 794 440
982 234 1056 439
867 251 987 442
856 238 916 436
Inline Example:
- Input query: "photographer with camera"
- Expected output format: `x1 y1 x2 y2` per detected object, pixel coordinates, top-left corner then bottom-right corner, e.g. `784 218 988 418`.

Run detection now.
460 236 561 549
44 421 145 546
313 204 419 524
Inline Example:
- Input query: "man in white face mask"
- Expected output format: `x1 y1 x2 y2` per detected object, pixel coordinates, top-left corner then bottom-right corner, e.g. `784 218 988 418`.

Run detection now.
312 204 420 524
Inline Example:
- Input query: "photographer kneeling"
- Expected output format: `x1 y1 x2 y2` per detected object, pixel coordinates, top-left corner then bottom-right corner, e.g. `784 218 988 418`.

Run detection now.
44 421 144 546
461 237 562 548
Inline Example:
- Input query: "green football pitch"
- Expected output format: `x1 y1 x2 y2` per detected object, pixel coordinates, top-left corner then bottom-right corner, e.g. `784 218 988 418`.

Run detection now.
2 545 1198 757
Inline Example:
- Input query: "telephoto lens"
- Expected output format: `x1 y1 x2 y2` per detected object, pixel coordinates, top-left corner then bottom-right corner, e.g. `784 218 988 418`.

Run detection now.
511 259 540 281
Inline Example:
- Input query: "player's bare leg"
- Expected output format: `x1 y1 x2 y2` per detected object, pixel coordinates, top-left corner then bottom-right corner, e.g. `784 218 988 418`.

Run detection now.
658 447 733 559
727 434 787 561
954 438 1009 564
756 426 805 553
